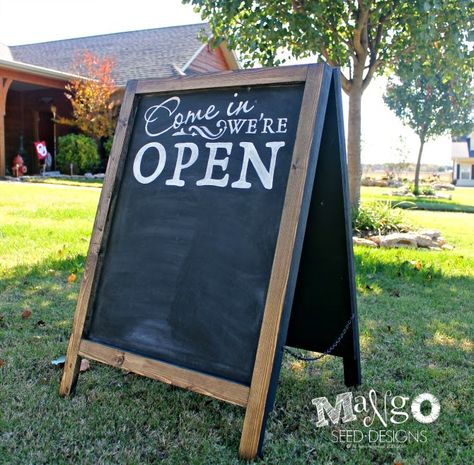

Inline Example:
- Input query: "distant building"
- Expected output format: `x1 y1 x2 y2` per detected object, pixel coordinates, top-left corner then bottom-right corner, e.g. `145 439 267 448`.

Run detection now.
452 130 474 186
0 24 239 176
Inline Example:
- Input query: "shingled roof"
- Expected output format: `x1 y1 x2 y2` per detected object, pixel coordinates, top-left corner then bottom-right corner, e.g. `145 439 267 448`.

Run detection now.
9 23 214 86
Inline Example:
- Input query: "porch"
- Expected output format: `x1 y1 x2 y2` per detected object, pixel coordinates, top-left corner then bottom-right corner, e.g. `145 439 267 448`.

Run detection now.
0 59 76 176
453 158 474 187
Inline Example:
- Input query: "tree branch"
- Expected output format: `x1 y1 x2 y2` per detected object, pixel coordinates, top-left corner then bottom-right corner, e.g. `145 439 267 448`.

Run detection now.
319 43 338 67
353 2 370 60
340 72 352 93
362 6 397 92
362 58 382 91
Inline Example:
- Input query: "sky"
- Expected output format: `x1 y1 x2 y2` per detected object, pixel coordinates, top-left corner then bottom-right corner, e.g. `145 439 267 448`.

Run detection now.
0 0 453 166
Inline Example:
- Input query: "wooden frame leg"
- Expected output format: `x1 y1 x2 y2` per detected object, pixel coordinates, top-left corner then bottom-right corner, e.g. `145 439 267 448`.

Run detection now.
59 341 82 396
59 283 88 397
239 65 326 460
239 394 265 459
59 81 139 398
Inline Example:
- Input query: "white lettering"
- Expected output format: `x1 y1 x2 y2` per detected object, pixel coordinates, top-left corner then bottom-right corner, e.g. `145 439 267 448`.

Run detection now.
411 393 440 424
196 142 232 187
227 98 255 116
363 389 388 427
231 141 285 190
262 118 275 133
144 97 180 137
144 97 220 138
312 392 357 428
276 118 288 133
165 143 199 186
227 119 246 134
353 395 368 414
133 142 166 184
390 396 410 424
245 119 257 134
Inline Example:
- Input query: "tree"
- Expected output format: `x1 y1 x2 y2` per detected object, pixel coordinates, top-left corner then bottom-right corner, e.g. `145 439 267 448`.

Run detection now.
384 53 473 195
59 51 117 142
387 135 411 179
184 0 473 206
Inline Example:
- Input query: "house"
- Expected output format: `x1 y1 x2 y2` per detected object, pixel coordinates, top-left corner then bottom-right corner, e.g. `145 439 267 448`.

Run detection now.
0 24 239 176
452 130 474 186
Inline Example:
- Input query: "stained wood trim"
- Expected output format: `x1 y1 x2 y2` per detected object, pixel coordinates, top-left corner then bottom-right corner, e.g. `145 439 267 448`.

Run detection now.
79 340 249 407
136 65 309 94
0 68 66 89
0 77 12 114
0 77 12 175
59 80 139 396
219 43 240 70
239 64 325 459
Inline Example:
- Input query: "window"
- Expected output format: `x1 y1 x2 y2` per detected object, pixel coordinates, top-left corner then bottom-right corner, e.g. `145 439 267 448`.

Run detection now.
460 164 471 180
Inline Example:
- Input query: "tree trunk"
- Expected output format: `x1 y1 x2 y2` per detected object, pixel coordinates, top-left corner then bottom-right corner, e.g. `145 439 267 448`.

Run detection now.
413 136 426 195
347 84 363 208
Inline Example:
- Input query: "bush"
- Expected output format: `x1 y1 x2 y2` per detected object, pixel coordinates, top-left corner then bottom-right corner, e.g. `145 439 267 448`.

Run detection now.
421 185 436 195
57 134 100 174
409 182 436 196
103 137 113 157
352 201 410 236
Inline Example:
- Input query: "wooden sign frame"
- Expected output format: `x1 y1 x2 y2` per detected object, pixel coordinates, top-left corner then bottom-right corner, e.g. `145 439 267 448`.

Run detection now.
60 64 360 459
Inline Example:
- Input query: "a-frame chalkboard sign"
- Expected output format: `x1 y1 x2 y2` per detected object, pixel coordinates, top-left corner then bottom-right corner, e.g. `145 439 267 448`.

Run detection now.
60 63 360 459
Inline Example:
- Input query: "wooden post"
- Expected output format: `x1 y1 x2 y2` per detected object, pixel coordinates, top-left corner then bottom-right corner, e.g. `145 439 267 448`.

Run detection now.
59 80 138 396
0 76 12 176
239 65 325 459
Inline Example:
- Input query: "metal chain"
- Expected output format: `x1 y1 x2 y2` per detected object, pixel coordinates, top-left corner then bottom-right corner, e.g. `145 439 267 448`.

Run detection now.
284 314 354 362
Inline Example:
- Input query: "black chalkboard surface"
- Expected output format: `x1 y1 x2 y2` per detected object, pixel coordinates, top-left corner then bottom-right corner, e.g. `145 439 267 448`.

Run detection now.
86 85 305 384
60 64 360 460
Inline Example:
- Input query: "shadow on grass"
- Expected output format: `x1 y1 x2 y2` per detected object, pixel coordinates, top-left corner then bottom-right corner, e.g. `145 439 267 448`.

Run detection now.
0 254 246 464
1 249 472 464
353 249 473 356
0 252 86 288
269 249 473 462
0 253 88 350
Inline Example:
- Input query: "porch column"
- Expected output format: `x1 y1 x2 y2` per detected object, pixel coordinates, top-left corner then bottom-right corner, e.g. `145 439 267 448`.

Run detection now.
0 76 12 176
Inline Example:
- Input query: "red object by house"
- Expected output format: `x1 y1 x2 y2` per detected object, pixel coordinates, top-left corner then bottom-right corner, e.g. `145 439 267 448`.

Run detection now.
11 154 27 177
34 140 49 160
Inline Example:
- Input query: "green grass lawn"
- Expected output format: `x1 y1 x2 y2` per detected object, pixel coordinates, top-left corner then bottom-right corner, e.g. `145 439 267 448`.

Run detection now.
362 185 474 213
1 182 473 464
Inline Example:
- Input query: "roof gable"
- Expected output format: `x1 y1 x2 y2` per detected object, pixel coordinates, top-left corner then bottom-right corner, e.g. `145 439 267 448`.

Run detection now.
10 24 210 86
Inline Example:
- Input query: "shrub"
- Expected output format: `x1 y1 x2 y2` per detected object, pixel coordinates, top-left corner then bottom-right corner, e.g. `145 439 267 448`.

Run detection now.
103 137 113 157
352 201 410 236
421 185 436 195
408 182 436 196
57 134 100 174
